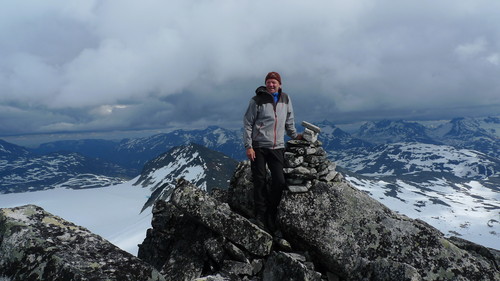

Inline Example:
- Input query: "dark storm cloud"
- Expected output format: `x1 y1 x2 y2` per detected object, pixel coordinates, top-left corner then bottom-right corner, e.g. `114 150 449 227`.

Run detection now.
1 0 500 138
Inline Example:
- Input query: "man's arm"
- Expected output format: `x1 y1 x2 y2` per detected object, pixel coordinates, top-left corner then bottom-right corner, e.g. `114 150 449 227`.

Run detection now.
243 99 257 160
285 96 299 139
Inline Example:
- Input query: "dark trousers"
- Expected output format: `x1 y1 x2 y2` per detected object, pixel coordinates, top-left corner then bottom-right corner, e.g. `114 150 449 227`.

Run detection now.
251 147 286 220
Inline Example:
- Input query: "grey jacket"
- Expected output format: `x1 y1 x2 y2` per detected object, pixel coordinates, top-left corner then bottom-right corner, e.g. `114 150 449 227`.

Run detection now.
243 86 298 149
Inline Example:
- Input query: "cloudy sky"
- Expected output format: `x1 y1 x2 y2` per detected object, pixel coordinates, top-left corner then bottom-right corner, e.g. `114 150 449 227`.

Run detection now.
1 0 500 144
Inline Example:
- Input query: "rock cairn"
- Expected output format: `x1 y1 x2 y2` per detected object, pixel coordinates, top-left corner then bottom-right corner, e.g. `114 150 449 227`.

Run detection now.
284 121 342 193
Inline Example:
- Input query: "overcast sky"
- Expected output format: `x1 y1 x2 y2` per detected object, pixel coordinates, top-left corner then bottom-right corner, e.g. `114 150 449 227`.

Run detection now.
1 0 500 143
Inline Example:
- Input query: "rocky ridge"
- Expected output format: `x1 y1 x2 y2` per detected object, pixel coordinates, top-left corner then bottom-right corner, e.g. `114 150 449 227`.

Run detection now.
138 136 500 280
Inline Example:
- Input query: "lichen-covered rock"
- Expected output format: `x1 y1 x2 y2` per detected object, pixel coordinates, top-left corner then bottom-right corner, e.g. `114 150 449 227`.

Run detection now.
278 181 500 281
0 204 164 281
138 199 211 280
262 251 322 281
227 161 255 218
170 178 273 257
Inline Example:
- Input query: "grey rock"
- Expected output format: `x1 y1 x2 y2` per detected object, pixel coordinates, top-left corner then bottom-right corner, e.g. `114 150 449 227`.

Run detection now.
286 178 306 185
205 237 227 266
139 200 211 273
262 251 322 281
284 166 317 176
304 155 323 165
228 161 256 218
160 238 205 281
284 152 304 168
222 260 253 276
287 146 307 155
278 181 500 281
224 241 250 263
170 178 273 257
193 274 234 281
303 128 318 143
321 170 338 181
251 259 264 275
0 204 165 281
287 139 315 147
301 121 321 133
287 183 312 193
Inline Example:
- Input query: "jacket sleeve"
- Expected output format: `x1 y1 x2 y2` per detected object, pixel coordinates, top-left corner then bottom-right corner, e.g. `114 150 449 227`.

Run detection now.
285 96 298 139
243 99 257 149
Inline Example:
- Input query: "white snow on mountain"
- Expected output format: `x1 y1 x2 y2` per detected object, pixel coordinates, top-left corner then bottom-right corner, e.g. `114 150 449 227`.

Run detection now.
347 176 499 249
144 151 208 192
335 142 498 178
0 180 152 256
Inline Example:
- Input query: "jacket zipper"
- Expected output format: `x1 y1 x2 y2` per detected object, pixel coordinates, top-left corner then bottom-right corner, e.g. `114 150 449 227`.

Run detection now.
272 96 278 149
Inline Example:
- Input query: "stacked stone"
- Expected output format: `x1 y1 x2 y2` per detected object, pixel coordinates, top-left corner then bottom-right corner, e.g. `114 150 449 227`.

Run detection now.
284 122 341 193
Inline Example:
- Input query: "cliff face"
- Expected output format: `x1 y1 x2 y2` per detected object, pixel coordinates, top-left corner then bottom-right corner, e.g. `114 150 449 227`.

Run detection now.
138 139 500 281
0 204 164 281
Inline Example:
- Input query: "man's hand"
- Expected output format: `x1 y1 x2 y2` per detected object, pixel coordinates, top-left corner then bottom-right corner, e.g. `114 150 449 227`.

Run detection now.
246 148 256 161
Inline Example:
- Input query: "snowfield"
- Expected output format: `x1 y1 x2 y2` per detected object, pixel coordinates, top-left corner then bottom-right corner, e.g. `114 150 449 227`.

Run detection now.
347 176 499 250
0 179 152 256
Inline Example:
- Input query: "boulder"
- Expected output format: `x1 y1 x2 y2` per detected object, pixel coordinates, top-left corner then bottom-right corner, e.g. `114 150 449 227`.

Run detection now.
170 178 273 257
138 199 213 280
262 251 322 281
278 181 500 281
0 204 164 281
227 161 256 218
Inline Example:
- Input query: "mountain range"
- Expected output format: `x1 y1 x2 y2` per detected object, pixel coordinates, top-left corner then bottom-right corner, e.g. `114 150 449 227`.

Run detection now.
0 115 498 248
32 126 244 173
0 139 130 194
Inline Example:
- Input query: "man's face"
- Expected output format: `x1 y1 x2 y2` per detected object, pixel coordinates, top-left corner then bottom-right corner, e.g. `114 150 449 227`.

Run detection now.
265 79 281 94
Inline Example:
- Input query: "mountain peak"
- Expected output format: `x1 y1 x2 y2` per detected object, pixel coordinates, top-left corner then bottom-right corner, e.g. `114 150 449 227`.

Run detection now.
355 119 437 145
0 139 30 158
135 143 237 211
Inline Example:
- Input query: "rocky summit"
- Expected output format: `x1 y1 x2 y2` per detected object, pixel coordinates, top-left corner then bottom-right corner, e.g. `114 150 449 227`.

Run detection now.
1 131 499 280
138 138 500 281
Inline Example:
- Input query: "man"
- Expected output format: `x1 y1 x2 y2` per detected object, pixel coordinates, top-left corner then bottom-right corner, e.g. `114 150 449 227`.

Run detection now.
243 71 301 232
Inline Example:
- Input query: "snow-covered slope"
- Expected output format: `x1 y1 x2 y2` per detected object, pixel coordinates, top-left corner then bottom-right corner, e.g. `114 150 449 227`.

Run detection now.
0 180 151 255
1 148 129 194
354 116 500 158
135 143 237 211
430 117 500 159
335 142 499 180
346 176 499 249
333 142 500 249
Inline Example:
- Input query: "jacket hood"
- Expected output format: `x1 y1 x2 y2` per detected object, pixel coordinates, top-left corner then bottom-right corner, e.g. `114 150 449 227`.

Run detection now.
255 86 282 96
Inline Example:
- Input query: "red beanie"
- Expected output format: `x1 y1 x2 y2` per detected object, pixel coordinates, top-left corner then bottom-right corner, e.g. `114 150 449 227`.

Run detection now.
265 72 281 84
